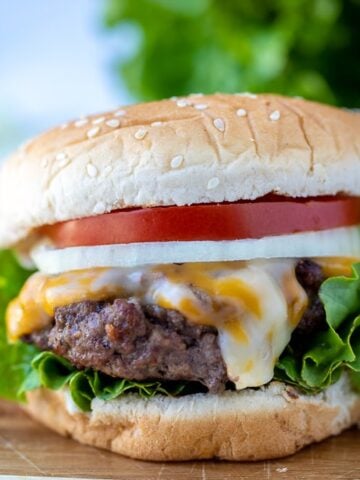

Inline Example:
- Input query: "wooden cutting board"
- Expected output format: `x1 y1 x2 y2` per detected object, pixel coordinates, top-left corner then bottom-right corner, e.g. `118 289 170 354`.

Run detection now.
0 399 359 480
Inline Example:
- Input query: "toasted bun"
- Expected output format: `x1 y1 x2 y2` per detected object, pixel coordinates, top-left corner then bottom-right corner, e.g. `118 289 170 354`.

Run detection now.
24 376 360 461
1 94 360 247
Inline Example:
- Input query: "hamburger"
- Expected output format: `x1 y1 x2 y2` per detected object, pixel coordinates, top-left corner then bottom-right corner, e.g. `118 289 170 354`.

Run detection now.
0 93 359 461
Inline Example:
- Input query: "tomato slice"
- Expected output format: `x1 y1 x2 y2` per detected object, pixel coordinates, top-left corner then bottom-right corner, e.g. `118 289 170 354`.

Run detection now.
40 195 360 248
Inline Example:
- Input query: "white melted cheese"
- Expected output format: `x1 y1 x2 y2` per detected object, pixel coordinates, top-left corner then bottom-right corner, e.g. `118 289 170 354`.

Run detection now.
217 264 292 389
6 260 308 390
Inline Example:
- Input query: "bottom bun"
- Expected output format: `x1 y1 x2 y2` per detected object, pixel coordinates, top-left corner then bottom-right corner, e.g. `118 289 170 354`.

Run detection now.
24 375 360 461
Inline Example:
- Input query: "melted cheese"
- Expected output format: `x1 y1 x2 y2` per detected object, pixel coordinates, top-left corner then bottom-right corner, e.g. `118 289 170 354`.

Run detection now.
315 257 358 278
7 260 310 390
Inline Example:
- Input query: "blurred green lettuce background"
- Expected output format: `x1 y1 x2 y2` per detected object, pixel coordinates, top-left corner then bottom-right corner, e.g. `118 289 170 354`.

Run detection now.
104 0 360 106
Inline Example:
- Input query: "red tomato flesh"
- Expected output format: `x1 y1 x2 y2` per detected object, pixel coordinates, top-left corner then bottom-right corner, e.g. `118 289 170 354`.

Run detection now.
40 195 360 248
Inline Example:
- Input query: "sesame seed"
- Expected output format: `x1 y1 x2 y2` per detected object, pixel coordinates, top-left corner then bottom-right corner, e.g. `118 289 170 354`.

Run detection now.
171 155 184 169
236 108 247 117
106 119 120 128
269 110 281 121
235 92 257 99
207 177 220 190
194 103 208 110
87 127 100 139
55 153 69 167
86 163 98 178
60 123 68 130
93 201 106 214
276 467 288 474
92 117 105 125
55 152 67 161
114 109 126 117
176 99 190 107
58 158 70 168
213 118 225 132
134 128 147 140
74 118 88 127
151 121 163 127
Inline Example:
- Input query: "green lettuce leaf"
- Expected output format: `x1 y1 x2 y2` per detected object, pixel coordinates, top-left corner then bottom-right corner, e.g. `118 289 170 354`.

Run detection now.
0 250 38 402
275 263 360 393
21 351 185 411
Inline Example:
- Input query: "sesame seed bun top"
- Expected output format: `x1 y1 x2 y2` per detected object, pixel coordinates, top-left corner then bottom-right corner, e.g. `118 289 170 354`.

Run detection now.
0 93 359 247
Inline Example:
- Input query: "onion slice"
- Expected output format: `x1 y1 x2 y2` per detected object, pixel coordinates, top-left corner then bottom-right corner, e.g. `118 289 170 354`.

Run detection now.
31 226 360 274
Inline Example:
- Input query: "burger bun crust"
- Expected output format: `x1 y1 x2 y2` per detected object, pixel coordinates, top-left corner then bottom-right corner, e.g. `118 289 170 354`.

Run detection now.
1 94 360 247
24 375 360 461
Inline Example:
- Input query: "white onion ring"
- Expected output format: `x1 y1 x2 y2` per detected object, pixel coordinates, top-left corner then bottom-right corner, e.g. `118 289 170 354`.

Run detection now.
30 226 360 274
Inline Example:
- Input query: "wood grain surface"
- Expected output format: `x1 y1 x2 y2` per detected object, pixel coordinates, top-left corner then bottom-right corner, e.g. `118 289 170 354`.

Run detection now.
0 399 359 480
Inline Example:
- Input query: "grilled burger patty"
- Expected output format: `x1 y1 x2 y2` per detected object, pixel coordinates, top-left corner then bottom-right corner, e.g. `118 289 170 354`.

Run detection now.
24 260 325 392
27 299 228 393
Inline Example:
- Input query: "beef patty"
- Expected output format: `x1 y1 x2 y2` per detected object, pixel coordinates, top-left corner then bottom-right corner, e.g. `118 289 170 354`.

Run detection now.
24 259 326 392
25 299 228 393
293 259 326 348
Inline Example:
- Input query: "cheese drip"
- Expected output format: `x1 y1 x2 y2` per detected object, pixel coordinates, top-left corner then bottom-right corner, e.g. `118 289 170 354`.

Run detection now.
7 260 308 390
